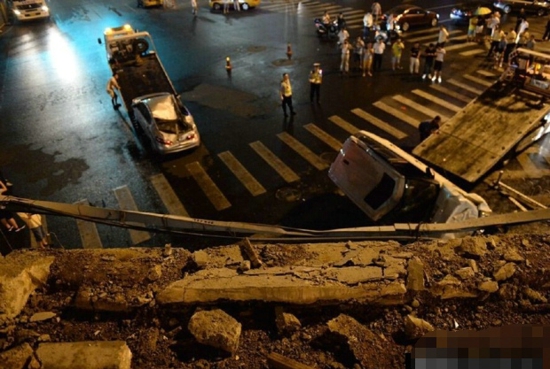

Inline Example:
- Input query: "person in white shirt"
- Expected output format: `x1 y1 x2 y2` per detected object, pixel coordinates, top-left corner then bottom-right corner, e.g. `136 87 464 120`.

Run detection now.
337 26 349 48
363 12 373 39
438 25 449 46
371 2 381 22
432 45 446 83
340 39 353 74
373 38 386 72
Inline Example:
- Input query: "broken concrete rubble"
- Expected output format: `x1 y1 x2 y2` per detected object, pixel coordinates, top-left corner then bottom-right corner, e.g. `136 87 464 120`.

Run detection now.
187 309 242 355
275 307 301 336
404 315 435 340
0 343 33 369
36 341 132 369
493 262 517 281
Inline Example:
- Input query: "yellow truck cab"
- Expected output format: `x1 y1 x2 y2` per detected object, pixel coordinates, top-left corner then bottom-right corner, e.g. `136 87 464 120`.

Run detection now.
9 0 49 21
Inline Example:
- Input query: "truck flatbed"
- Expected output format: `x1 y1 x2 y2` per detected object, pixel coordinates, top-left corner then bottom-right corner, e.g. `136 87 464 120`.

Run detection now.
413 84 548 183
113 53 176 114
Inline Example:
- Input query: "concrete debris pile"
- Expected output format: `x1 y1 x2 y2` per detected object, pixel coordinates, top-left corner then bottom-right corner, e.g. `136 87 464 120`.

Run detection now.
0 234 549 368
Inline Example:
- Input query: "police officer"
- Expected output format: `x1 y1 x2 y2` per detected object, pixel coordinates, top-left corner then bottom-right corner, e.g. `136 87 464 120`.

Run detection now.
280 73 296 117
309 63 322 104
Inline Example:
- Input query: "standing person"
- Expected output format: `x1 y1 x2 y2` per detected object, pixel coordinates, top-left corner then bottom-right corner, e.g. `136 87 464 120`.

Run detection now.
233 0 240 11
191 0 198 16
437 25 449 47
17 213 49 248
518 28 531 47
223 0 231 13
504 28 517 63
362 42 374 77
432 44 446 83
336 12 346 31
371 2 381 22
422 43 436 80
0 180 24 232
340 39 353 75
418 116 441 142
409 42 421 75
487 24 504 58
280 73 296 117
515 8 526 33
516 18 529 43
309 63 322 104
467 15 477 42
337 26 349 49
495 34 507 69
354 36 365 72
526 34 536 51
391 38 405 71
475 16 485 44
373 38 386 72
543 18 550 41
486 13 500 38
322 10 331 27
363 11 373 40
106 73 121 110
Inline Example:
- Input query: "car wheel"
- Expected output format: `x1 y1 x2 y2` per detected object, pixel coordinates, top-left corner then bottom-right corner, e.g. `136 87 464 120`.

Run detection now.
213 2 221 10
537 8 546 17
401 22 409 32
241 3 249 10
503 5 511 14
430 17 438 27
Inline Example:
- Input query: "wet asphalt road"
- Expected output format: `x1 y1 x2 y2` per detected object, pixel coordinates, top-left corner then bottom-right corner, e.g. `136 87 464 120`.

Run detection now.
0 0 548 250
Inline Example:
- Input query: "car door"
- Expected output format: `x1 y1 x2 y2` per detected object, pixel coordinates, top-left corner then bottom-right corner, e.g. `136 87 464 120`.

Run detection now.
135 103 154 141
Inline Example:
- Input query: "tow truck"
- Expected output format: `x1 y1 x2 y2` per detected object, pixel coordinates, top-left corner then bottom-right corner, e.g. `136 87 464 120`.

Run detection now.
413 47 550 184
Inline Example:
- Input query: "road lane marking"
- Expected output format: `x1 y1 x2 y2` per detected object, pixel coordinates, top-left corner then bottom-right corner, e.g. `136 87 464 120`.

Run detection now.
74 199 103 249
249 141 300 183
476 70 496 77
463 73 493 87
412 89 462 113
113 186 151 245
429 84 473 103
447 78 483 94
460 49 485 56
277 132 329 170
303 123 344 151
150 173 189 216
218 151 266 196
444 42 477 51
351 108 408 139
407 29 461 43
372 101 420 128
186 161 231 211
392 95 450 121
328 115 359 134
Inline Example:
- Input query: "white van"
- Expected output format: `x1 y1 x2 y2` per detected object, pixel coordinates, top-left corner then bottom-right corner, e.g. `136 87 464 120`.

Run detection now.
10 0 50 21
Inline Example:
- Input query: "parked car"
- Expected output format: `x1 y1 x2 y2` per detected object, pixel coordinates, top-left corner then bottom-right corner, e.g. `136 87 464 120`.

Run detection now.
137 0 164 7
493 0 550 16
382 5 439 32
209 0 260 11
450 1 494 23
132 93 200 155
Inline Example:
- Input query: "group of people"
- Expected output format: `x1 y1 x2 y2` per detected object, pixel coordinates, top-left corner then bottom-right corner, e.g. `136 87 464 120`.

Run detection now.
280 63 323 117
0 171 49 248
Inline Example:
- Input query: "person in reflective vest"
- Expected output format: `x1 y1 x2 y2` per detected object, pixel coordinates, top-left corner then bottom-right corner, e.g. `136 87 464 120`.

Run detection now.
309 63 322 104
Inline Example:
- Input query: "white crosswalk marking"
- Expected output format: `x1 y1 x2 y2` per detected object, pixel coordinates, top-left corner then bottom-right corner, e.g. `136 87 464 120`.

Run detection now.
186 161 232 211
150 173 190 216
249 141 300 183
429 84 472 104
447 78 483 94
372 101 420 128
392 95 450 121
463 74 493 87
303 123 343 151
460 49 485 56
328 115 359 134
277 132 328 170
445 42 477 51
406 29 461 43
476 70 496 77
113 186 151 245
351 108 408 138
74 199 103 249
218 151 266 196
411 89 462 113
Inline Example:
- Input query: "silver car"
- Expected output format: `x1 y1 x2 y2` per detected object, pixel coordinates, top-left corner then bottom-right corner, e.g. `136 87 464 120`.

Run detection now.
131 93 200 155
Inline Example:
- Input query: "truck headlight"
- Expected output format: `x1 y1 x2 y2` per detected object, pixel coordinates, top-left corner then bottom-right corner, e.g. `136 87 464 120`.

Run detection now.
41 5 48 11
13 9 21 15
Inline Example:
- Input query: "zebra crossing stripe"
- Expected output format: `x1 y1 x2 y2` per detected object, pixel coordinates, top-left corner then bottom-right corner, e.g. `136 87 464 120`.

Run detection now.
218 151 266 196
345 13 366 20
412 89 462 113
328 115 359 134
463 74 493 87
429 84 472 104
403 27 446 37
406 29 461 43
476 70 496 77
277 132 328 170
447 78 483 94
445 42 477 51
298 4 341 12
303 123 343 151
113 186 151 245
74 199 103 249
186 162 232 211
249 141 300 183
460 49 485 56
392 95 450 121
372 101 420 128
150 173 189 216
351 108 408 138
